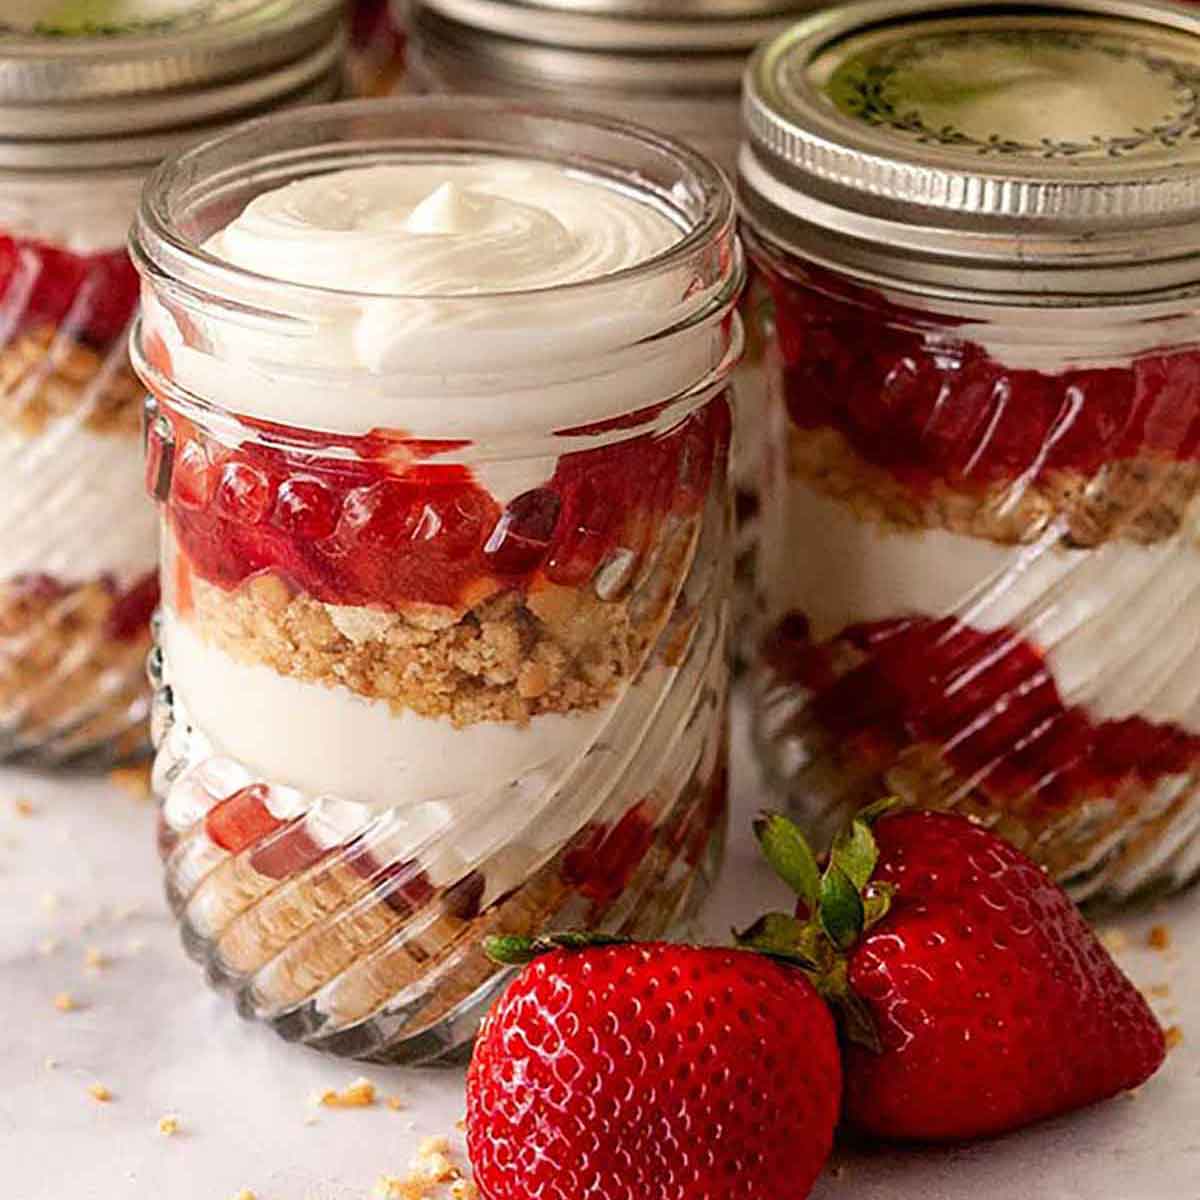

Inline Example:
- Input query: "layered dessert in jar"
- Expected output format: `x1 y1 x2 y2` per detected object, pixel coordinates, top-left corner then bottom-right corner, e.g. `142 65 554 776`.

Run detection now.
0 0 343 763
743 0 1200 902
407 0 823 655
131 100 741 1062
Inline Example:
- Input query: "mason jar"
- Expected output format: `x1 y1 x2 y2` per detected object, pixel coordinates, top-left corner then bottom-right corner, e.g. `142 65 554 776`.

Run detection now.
0 0 342 765
744 0 1200 904
408 0 820 652
130 98 741 1062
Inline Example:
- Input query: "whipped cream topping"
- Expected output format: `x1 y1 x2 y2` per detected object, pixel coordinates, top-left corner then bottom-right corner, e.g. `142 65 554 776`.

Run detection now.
205 162 683 300
0 173 145 254
769 481 1200 735
151 158 722 442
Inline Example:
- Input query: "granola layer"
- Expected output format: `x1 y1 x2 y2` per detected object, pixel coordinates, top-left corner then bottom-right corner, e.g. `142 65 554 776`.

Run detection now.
0 573 156 759
0 325 142 436
789 424 1200 547
175 505 697 726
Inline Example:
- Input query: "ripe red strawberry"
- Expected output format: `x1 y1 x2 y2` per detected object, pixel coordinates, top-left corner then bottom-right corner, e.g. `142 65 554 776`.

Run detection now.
746 807 1167 1142
466 937 841 1200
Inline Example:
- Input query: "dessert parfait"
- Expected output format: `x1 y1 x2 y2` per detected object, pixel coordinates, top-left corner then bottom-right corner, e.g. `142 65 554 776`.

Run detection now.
743 0 1200 902
0 0 343 763
407 0 823 652
131 100 741 1062
346 0 407 95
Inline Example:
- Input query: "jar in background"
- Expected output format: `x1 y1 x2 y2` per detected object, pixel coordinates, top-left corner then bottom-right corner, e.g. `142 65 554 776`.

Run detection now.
131 99 741 1062
0 0 343 765
347 0 407 95
407 0 822 652
743 0 1200 903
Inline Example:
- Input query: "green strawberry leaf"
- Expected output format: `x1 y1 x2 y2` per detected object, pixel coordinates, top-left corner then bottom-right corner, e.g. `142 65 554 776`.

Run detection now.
484 931 627 966
818 864 865 951
862 882 896 932
735 912 826 970
754 811 821 909
831 816 878 890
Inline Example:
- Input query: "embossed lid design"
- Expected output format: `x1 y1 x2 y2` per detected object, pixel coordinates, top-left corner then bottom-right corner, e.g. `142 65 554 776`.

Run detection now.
739 0 1200 295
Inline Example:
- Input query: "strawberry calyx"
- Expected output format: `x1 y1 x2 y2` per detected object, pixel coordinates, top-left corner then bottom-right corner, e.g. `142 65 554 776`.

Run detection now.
737 800 900 1053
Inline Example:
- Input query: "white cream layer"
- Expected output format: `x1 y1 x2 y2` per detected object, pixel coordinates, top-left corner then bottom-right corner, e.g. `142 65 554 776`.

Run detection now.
150 160 719 443
162 611 617 812
0 424 157 584
0 173 144 254
768 481 1200 735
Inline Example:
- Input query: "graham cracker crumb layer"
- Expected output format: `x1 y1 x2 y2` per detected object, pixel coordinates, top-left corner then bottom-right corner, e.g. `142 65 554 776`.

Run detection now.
788 424 1200 547
1 325 143 437
0 576 151 758
180 520 692 727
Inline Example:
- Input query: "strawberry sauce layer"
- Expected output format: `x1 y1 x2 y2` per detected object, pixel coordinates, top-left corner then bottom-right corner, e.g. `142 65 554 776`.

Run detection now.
763 264 1200 490
764 612 1200 813
153 398 728 611
0 235 140 349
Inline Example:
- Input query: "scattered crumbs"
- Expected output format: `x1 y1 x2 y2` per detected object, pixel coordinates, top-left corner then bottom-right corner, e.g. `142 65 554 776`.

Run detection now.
13 797 35 817
1165 1025 1184 1051
1100 928 1128 954
232 1191 257 1200
303 1114 319 1127
449 1182 478 1200
318 1076 377 1108
157 1115 180 1137
1146 983 1172 999
110 763 153 801
54 991 78 1013
385 1095 405 1112
84 947 109 971
413 1136 461 1185
374 1134 466 1198
88 1084 113 1103
40 891 61 913
454 1117 466 1131
1148 925 1172 952
44 1057 59 1071
38 937 60 956
126 937 147 955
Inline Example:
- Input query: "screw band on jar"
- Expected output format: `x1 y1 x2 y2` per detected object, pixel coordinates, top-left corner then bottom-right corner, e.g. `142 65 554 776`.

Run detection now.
132 99 741 1061
742 0 1200 902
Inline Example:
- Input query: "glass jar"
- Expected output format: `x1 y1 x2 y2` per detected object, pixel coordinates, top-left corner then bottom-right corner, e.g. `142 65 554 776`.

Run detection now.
131 98 741 1062
407 0 819 652
346 0 407 96
0 0 342 765
743 0 1200 904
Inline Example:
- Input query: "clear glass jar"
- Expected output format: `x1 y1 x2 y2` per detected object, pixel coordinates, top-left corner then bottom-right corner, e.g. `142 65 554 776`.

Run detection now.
743 0 1200 903
407 0 817 653
0 0 342 765
131 99 741 1062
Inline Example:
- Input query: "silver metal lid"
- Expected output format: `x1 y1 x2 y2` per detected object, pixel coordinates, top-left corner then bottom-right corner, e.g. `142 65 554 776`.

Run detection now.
739 0 1200 297
0 0 344 155
411 0 820 54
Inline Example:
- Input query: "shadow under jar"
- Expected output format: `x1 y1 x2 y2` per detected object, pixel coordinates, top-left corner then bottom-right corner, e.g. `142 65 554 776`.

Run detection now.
0 0 343 765
743 0 1200 904
131 98 742 1063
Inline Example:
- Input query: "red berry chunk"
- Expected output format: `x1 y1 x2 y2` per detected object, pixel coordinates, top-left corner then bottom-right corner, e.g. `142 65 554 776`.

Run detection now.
0 234 139 347
204 784 284 855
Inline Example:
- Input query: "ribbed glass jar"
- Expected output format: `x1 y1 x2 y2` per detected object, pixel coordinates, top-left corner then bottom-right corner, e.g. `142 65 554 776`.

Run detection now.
0 0 342 765
743 0 1200 904
131 99 742 1062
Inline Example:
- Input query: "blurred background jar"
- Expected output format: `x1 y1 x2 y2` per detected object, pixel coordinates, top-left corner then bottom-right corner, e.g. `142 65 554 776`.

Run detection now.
131 99 741 1062
744 0 1200 904
406 0 825 656
0 0 342 766
347 0 408 95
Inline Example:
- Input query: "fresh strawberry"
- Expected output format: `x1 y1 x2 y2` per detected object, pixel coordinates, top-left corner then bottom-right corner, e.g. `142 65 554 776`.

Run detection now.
745 807 1167 1142
466 936 840 1200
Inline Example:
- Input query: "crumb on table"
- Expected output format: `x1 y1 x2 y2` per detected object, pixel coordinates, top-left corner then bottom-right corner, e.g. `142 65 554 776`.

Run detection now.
87 1084 112 1103
1148 925 1172 952
318 1077 377 1108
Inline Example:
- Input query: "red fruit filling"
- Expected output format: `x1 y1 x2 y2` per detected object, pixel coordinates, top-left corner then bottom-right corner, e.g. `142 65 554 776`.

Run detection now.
762 264 1200 489
0 234 140 348
765 612 1200 814
153 397 729 610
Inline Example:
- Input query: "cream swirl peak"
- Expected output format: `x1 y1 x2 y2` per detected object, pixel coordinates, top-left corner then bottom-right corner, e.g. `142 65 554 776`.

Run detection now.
204 161 683 296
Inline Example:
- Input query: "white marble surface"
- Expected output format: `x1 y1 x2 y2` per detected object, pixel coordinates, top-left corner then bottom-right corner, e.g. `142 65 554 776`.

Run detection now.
4 709 1197 1200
